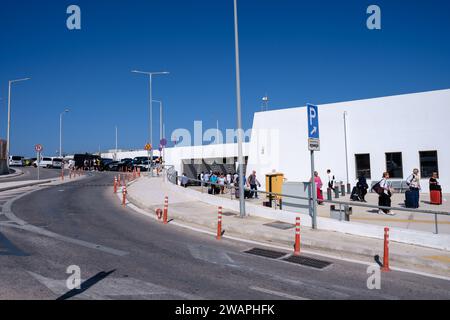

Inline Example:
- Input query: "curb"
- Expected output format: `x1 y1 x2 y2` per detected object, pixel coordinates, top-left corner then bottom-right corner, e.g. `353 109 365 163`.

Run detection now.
0 180 52 192
0 168 24 179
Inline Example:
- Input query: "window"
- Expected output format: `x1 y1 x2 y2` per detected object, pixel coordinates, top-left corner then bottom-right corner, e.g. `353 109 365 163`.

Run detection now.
419 151 439 178
385 152 403 178
355 154 371 179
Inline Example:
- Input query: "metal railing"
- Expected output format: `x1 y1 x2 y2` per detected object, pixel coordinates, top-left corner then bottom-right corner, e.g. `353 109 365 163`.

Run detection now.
165 172 449 234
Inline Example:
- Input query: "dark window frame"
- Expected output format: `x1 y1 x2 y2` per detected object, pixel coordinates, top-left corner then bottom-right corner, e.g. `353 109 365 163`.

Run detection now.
385 152 403 179
419 150 439 178
355 153 371 179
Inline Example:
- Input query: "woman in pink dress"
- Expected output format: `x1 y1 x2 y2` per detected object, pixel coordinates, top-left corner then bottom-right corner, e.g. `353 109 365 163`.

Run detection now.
313 171 324 204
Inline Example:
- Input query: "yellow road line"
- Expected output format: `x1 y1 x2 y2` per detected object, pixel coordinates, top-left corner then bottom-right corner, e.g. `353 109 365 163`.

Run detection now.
424 256 450 263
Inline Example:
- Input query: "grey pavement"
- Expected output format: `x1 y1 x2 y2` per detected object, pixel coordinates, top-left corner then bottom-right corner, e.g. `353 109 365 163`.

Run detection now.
0 172 449 300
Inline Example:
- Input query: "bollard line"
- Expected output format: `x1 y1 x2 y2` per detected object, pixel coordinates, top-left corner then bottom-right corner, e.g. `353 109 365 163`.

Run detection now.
217 206 223 240
382 227 390 272
294 216 301 255
163 196 168 224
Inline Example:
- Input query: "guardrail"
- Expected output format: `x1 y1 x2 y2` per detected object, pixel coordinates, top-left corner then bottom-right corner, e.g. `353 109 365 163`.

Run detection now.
165 172 449 234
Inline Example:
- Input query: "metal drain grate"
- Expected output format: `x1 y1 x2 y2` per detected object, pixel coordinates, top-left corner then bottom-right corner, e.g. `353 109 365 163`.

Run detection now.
264 221 295 230
244 248 288 259
221 211 237 216
282 255 332 269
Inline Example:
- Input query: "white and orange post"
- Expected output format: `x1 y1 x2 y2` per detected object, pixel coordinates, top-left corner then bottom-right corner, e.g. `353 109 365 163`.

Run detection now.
216 206 223 240
294 216 301 255
163 196 168 224
113 176 118 193
137 167 141 178
382 227 390 272
122 186 127 206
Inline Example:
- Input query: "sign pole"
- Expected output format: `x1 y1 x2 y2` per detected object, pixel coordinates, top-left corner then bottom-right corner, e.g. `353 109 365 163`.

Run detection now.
310 150 317 229
307 104 320 230
37 151 40 181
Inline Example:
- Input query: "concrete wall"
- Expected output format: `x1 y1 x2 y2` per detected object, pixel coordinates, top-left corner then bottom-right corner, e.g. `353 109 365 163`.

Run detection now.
247 89 450 192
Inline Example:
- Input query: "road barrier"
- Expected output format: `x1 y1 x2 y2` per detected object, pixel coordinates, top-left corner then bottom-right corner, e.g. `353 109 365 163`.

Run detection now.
382 227 390 272
163 196 168 224
114 176 118 193
217 206 223 240
294 216 301 255
122 186 127 206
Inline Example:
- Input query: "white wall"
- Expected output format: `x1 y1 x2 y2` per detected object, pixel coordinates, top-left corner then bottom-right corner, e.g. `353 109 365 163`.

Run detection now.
248 89 450 192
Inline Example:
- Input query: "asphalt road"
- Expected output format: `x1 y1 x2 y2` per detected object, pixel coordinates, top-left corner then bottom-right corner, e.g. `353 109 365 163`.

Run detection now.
0 172 449 300
1 166 62 182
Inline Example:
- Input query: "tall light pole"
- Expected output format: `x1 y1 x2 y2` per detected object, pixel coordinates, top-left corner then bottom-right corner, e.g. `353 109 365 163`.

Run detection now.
233 0 246 218
343 111 350 192
132 70 169 173
152 100 163 144
59 109 70 157
7 77 31 157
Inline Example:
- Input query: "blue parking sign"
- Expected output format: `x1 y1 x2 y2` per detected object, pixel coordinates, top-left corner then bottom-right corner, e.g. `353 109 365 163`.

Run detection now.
307 104 319 139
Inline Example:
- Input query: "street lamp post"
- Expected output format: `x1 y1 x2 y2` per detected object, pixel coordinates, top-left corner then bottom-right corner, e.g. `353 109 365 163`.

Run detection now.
60 109 70 157
7 77 31 157
132 70 169 175
233 0 246 218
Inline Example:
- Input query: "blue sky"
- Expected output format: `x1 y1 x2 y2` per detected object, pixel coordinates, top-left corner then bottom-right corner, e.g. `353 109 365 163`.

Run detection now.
1 0 450 156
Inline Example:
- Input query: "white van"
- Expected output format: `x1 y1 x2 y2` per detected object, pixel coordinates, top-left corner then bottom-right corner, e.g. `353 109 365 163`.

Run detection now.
51 158 63 169
33 157 53 168
9 156 24 166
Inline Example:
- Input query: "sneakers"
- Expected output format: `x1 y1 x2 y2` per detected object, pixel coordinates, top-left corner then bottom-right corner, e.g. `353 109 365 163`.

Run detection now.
385 211 396 216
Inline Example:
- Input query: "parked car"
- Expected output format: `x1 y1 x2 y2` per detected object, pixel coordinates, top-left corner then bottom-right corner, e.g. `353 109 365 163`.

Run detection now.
22 158 35 166
33 157 53 168
51 158 64 169
104 161 120 171
135 159 152 172
9 156 24 167
117 159 134 171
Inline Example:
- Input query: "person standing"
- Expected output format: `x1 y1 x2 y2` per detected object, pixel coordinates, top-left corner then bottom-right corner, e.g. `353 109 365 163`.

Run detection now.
312 171 324 205
180 173 189 188
429 172 442 205
327 169 335 191
247 171 261 199
406 168 421 208
378 172 395 215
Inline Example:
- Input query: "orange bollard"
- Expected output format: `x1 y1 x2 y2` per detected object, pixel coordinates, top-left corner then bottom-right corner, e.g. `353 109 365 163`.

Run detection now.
113 176 118 193
163 196 168 224
133 168 136 179
382 227 391 272
138 167 141 177
118 174 121 184
60 169 64 181
216 206 223 240
122 186 127 206
294 216 301 255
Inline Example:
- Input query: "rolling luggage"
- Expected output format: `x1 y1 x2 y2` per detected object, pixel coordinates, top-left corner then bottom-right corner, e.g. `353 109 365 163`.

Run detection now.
405 190 419 208
350 187 361 201
430 190 442 205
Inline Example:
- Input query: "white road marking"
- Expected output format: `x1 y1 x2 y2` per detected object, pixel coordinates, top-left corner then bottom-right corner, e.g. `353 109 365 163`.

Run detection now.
250 286 310 300
28 271 202 300
188 245 235 265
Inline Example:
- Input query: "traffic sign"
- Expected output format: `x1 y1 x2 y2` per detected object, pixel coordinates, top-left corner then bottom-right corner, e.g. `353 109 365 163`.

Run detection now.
144 143 152 151
160 138 167 147
35 144 43 152
307 104 320 151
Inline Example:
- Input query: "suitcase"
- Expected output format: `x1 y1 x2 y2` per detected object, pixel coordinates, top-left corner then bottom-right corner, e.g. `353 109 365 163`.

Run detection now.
430 190 442 205
405 190 419 208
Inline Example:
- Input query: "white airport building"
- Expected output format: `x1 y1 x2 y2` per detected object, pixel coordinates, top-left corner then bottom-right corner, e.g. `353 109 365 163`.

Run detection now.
103 89 450 193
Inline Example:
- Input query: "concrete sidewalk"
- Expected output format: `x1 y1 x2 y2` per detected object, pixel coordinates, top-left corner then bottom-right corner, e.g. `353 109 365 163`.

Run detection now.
124 176 450 279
